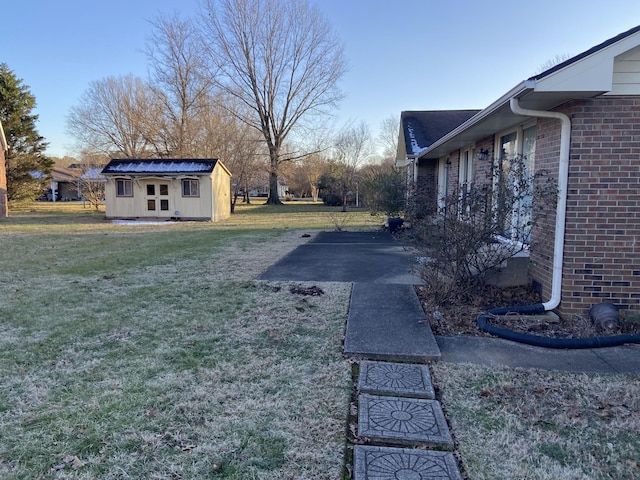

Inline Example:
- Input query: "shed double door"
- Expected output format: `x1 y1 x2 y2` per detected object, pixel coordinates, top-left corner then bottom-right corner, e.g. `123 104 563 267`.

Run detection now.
145 182 170 216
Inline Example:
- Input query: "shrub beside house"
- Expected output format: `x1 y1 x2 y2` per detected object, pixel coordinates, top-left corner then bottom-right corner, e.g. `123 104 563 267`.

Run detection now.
397 25 640 318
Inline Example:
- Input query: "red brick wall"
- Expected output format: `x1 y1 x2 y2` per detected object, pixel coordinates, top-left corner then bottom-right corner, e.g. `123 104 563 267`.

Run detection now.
530 96 640 317
414 159 438 217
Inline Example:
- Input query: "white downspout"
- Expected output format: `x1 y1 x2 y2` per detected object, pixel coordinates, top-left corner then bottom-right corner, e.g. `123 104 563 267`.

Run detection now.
509 97 571 311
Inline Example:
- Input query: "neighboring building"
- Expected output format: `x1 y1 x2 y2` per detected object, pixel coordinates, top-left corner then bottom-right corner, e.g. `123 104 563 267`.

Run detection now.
0 120 7 217
101 159 231 222
41 165 105 201
398 25 640 317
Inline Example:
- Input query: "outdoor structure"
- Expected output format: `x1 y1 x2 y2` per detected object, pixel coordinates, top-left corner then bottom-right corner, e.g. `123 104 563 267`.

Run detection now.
41 165 105 201
0 120 7 217
397 25 640 317
101 159 231 222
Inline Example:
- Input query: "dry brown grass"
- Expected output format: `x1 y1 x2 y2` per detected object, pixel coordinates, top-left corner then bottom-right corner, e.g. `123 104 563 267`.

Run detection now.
0 205 356 479
432 363 640 480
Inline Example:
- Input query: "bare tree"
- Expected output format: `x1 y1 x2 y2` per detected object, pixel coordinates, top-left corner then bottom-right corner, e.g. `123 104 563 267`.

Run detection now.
535 53 573 75
333 121 374 211
199 0 347 204
377 115 400 161
73 150 109 210
146 13 213 157
298 153 328 202
66 75 161 158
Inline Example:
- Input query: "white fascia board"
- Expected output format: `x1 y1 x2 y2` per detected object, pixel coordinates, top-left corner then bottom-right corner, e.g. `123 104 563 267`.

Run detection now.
418 82 529 159
534 56 614 92
534 31 640 93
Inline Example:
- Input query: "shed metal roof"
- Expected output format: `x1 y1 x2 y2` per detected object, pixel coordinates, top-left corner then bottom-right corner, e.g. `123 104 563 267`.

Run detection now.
102 159 219 175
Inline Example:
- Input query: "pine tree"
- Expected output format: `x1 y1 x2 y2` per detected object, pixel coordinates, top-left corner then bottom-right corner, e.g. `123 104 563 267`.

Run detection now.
0 63 52 201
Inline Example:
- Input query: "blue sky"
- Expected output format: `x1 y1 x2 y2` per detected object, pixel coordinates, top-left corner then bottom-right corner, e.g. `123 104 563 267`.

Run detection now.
4 0 640 157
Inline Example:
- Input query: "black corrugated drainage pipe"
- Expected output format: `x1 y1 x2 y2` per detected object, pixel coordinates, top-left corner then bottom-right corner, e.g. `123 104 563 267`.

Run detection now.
476 304 640 349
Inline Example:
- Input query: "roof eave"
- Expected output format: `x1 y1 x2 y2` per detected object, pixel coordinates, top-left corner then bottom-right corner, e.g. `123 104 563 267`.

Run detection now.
418 82 529 159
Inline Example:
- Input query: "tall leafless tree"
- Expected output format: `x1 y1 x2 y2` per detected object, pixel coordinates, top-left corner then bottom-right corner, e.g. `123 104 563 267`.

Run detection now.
377 115 400 162
199 0 347 204
333 121 374 211
66 75 160 158
146 13 213 157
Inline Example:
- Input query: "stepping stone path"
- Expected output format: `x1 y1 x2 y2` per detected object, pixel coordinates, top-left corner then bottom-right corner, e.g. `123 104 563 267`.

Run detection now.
354 361 463 480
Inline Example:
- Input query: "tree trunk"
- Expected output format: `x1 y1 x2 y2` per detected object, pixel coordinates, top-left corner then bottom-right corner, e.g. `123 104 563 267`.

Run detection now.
265 148 283 205
265 170 283 204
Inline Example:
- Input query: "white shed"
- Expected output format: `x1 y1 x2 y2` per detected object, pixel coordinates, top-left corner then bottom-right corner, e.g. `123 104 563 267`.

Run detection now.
101 159 231 221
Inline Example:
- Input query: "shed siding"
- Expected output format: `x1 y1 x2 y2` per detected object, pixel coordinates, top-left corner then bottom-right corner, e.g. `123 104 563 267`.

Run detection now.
211 165 231 221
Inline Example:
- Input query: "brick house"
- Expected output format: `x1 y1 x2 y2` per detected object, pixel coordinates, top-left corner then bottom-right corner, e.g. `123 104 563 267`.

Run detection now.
397 25 640 318
0 120 7 217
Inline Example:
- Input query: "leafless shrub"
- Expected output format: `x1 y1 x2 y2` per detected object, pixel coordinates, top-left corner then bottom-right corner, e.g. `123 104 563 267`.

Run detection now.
413 155 557 305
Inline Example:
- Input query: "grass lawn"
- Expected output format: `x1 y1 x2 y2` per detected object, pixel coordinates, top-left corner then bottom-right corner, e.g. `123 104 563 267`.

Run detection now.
4 202 640 479
432 363 640 480
0 201 381 479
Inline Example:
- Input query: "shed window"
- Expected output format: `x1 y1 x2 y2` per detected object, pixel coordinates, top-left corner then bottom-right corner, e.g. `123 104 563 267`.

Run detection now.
182 179 200 197
116 179 133 197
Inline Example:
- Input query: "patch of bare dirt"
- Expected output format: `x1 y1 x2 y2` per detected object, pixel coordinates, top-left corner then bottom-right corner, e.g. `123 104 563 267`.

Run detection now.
416 284 640 338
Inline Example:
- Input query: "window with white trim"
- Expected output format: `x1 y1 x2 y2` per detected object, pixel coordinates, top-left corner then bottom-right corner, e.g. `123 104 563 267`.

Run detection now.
495 123 537 243
116 179 133 197
182 179 200 197
459 147 474 215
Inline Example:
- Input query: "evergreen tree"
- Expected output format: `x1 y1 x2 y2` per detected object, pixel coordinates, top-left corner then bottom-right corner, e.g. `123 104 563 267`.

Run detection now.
0 64 52 201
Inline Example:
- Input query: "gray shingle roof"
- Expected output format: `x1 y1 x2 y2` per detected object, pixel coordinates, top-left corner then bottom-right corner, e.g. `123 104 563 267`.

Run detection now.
401 110 480 156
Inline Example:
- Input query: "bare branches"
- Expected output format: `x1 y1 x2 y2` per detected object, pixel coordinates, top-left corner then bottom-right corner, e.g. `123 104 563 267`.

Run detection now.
66 75 160 158
199 0 346 203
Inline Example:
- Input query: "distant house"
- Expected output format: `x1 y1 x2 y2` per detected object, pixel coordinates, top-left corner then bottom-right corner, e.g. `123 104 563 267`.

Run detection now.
396 25 640 317
101 159 231 222
43 165 105 201
0 120 7 217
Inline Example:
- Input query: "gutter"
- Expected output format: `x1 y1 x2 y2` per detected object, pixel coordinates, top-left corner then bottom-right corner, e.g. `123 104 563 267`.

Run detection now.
418 82 529 159
509 97 570 311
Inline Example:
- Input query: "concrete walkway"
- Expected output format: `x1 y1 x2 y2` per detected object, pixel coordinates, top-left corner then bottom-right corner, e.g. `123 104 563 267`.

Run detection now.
258 230 639 480
259 231 440 362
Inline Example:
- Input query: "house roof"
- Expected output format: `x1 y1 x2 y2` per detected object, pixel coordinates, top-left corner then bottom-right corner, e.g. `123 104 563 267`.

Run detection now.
400 110 480 156
102 159 220 175
417 24 640 160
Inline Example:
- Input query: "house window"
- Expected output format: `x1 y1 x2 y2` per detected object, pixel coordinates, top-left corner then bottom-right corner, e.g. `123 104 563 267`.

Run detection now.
116 179 133 197
459 148 474 215
182 179 199 197
495 123 537 243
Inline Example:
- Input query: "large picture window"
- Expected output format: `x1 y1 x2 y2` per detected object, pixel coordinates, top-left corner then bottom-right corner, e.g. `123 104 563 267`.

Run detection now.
116 179 133 197
182 179 199 197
